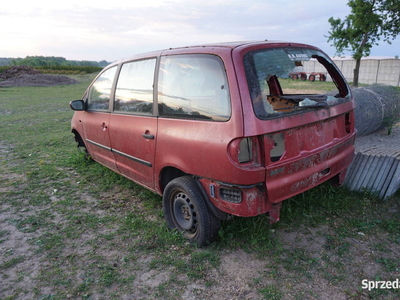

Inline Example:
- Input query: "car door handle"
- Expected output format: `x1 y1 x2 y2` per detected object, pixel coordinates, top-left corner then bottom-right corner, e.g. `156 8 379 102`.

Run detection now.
142 133 155 140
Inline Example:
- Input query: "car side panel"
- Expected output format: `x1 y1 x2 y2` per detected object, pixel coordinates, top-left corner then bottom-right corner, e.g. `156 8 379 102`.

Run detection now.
109 114 157 189
81 111 118 171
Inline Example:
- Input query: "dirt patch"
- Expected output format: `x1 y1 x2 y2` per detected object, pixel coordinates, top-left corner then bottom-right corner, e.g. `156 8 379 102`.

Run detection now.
0 74 80 87
0 65 42 80
0 65 79 87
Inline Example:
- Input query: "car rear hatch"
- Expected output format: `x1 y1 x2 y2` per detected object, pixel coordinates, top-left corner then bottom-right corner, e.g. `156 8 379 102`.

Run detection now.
264 111 355 203
237 42 356 202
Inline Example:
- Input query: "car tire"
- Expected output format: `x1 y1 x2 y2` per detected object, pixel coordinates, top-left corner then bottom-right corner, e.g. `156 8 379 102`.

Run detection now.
162 176 220 247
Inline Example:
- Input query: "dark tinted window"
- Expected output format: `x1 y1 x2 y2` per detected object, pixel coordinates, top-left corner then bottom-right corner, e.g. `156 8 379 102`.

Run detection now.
87 67 117 111
114 59 156 114
158 54 230 121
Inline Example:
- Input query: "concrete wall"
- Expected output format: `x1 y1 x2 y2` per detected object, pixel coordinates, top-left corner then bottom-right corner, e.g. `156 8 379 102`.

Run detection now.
303 58 400 86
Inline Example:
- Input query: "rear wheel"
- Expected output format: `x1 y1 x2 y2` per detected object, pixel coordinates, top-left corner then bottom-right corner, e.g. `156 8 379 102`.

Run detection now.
162 176 220 247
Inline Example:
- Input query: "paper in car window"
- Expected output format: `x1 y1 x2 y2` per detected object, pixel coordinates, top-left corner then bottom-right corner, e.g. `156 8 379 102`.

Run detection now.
287 53 310 61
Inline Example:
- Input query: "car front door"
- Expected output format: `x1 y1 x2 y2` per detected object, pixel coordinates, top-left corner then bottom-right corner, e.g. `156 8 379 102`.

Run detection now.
109 58 157 189
82 66 118 171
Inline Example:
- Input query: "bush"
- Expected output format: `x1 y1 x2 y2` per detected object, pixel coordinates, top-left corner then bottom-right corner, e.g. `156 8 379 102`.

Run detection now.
37 65 102 74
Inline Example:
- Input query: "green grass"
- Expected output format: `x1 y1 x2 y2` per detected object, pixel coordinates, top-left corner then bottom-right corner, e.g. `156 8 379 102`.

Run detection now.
280 77 338 92
259 286 283 300
0 75 399 299
0 256 25 270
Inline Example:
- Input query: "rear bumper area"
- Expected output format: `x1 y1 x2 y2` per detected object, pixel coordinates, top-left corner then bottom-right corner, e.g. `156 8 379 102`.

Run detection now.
198 134 355 218
198 178 274 217
266 134 356 203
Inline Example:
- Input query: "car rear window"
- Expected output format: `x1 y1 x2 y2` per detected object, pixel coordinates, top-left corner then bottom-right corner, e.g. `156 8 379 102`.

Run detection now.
244 47 351 120
158 54 231 121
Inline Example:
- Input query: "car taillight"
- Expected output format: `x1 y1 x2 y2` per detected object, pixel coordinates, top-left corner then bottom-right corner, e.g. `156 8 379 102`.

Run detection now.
228 136 261 166
238 138 253 163
269 132 285 162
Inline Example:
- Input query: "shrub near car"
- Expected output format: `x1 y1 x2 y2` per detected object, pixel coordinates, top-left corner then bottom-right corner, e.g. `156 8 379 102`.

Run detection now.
70 41 356 246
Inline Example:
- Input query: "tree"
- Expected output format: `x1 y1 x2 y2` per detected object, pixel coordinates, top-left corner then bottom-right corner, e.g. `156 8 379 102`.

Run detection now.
327 0 400 86
9 56 110 68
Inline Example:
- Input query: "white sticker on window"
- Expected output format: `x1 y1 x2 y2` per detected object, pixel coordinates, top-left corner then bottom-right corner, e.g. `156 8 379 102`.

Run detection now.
287 53 310 61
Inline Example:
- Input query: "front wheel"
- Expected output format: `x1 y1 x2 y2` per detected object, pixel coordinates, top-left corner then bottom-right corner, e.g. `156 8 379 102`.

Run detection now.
162 176 220 247
73 132 91 160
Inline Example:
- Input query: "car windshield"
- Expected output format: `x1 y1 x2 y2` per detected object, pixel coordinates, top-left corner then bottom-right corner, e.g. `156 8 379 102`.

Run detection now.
244 47 351 120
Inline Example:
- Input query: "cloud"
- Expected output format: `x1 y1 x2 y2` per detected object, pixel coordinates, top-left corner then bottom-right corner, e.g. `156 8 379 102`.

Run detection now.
1 0 398 61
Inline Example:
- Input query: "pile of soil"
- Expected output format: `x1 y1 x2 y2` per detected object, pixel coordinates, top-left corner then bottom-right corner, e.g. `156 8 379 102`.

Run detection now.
0 65 79 87
0 65 42 80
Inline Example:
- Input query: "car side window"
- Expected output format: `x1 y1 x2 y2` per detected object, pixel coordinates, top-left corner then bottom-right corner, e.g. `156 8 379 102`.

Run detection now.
114 59 156 114
158 54 231 121
87 67 117 111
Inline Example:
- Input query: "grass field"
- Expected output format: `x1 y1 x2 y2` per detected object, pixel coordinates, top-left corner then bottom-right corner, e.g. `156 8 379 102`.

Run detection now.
0 74 399 299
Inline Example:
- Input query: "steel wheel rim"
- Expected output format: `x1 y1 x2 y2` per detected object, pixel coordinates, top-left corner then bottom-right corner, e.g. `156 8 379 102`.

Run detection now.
173 192 197 233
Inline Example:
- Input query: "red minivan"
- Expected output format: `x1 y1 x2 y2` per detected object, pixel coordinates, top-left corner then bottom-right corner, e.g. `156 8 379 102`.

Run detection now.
70 41 356 246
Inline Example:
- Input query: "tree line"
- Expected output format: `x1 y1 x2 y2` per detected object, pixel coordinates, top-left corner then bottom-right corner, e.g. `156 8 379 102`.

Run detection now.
0 56 110 68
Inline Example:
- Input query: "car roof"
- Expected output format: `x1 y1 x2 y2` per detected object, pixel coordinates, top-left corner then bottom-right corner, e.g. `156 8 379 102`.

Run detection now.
171 40 272 49
108 40 310 67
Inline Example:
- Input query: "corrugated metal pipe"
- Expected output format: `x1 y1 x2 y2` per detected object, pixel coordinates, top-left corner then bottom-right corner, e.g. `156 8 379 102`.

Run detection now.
344 85 400 199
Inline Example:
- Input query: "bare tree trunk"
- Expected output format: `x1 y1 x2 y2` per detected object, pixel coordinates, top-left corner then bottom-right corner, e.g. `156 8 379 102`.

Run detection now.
353 58 361 87
353 31 370 87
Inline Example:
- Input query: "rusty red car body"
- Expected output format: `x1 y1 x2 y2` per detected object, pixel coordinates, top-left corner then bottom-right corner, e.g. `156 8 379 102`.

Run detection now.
70 41 356 246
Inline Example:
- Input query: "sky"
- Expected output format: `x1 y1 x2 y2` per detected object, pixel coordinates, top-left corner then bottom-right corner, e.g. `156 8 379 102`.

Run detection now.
2 0 400 62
